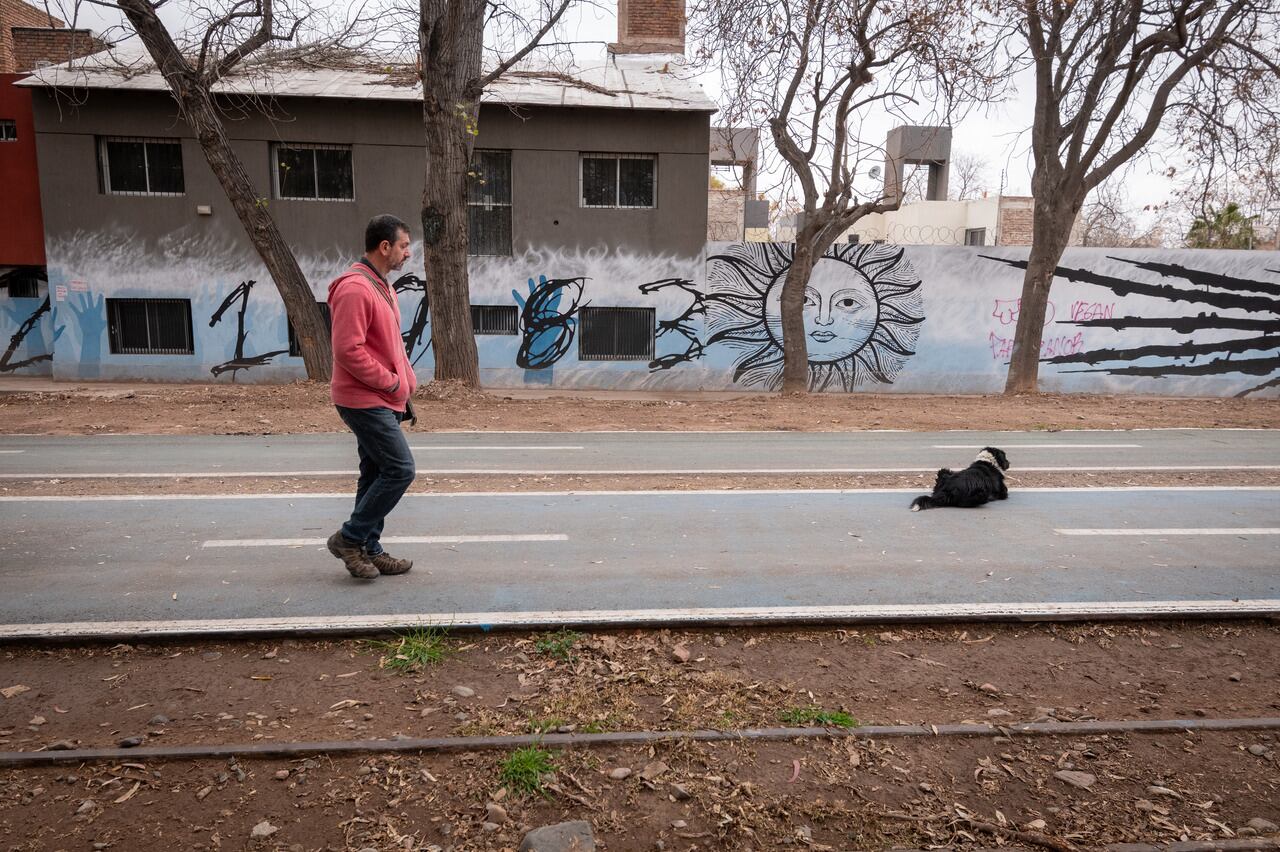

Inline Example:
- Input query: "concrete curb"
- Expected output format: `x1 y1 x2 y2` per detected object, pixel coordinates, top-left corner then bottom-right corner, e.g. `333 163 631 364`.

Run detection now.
4 715 1279 768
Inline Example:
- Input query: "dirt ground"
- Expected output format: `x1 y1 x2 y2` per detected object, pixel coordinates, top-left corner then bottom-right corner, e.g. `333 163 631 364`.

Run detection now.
1 380 1278 435
2 621 1279 851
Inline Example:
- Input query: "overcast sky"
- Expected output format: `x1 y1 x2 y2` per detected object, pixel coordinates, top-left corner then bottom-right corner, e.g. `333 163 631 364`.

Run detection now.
59 0 1187 218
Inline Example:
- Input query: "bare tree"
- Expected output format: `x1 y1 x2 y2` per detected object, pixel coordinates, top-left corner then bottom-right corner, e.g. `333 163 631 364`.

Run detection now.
948 151 991 201
1169 116 1279 249
1077 179 1167 247
61 0 363 381
689 0 1000 394
1002 0 1280 394
417 0 573 388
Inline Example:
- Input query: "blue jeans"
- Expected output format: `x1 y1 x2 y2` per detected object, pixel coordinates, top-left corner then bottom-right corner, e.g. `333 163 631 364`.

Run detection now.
336 406 416 556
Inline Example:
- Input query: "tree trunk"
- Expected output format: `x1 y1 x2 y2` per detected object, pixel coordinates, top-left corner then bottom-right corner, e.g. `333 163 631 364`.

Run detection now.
419 0 483 388
1003 192 1077 394
779 241 815 394
117 0 332 382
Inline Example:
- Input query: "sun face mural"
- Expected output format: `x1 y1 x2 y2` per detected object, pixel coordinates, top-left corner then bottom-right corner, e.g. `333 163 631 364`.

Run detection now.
705 242 925 391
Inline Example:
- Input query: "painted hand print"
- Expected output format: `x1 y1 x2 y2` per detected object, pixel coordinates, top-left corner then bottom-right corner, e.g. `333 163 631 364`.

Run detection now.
513 275 587 371
68 292 106 378
705 242 925 391
208 279 288 379
640 277 706 372
982 255 1280 397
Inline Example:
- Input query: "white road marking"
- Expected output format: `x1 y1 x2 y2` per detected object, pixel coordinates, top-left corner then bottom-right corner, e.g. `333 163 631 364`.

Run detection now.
932 444 1142 449
4 464 1277 479
410 446 584 451
0 450 25 454
3 599 1278 640
202 533 569 548
1057 528 1280 536
5 486 1280 502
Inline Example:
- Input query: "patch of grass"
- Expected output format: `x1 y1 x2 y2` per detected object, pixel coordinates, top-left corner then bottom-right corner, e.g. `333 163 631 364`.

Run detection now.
780 706 860 728
499 746 557 798
528 716 568 734
363 627 450 673
533 628 583 662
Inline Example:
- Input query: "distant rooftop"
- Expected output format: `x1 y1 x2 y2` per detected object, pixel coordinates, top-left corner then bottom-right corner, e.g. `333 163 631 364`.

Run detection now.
19 44 716 112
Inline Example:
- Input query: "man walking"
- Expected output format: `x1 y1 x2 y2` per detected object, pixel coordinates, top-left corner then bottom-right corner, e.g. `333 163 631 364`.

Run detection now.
326 214 418 579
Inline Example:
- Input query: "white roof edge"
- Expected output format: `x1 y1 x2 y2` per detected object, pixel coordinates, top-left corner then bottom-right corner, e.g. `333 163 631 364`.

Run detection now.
17 58 718 113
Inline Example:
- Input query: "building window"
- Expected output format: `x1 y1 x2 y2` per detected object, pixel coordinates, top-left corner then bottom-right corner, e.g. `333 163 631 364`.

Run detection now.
471 304 518 335
288 302 331 356
107 298 194 355
1 267 44 298
964 227 987 246
98 137 185 195
580 153 656 208
578 306 654 361
274 143 353 201
0 119 16 141
468 150 512 256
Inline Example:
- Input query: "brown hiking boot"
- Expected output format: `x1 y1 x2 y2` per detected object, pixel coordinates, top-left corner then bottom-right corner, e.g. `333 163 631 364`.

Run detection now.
327 532 378 580
369 552 413 575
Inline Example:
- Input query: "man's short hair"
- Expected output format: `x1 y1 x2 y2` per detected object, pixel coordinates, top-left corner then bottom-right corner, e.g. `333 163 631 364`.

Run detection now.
365 214 410 252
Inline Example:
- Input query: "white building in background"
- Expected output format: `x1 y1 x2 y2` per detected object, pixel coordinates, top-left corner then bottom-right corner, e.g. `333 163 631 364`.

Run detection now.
843 194 1047 247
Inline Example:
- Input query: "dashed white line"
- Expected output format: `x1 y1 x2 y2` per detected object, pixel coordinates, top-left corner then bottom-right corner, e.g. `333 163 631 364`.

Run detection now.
409 446 584 451
1056 528 1280 536
202 533 569 548
5 486 1280 502
932 444 1142 449
4 464 1276 479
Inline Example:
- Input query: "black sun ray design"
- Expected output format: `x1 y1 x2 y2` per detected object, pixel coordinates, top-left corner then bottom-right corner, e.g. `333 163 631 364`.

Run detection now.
704 242 925 391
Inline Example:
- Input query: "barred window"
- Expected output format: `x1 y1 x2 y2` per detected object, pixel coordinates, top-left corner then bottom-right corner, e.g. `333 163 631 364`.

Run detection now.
964 227 987 246
274 143 353 201
471 304 517 335
107 298 194 355
0 119 16 142
578 306 654 361
468 150 512 256
580 153 656 208
288 302 332 356
99 137 185 195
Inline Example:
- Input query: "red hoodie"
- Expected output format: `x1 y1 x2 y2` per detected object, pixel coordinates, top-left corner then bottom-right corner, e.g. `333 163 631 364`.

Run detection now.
328 262 417 412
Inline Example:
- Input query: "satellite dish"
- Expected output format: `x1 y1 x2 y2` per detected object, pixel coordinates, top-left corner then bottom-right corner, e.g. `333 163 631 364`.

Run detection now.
868 165 883 181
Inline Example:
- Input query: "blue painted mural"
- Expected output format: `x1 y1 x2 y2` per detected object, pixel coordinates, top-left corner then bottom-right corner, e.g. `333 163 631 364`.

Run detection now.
20 230 1279 397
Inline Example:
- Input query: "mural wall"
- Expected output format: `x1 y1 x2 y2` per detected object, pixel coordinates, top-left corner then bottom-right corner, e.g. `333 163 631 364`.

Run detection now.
31 229 1280 397
0 267 56 377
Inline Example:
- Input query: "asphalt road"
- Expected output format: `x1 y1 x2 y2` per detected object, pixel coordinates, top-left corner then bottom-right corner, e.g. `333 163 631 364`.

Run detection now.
0 429 1277 477
1 487 1277 638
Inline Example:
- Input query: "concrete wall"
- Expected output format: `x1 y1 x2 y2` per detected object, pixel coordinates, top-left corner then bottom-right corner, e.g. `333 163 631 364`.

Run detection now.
32 231 1280 396
29 89 710 259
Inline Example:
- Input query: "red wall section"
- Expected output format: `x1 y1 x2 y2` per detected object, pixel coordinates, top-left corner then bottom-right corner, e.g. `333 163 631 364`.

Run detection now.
0 73 47 266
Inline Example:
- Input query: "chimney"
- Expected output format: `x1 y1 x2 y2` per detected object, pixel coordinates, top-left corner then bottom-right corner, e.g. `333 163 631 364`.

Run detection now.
609 0 685 55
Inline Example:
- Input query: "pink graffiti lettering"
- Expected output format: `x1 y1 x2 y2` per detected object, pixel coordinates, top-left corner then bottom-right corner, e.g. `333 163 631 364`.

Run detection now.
989 331 1085 361
1041 332 1085 358
1070 301 1115 322
992 298 1057 326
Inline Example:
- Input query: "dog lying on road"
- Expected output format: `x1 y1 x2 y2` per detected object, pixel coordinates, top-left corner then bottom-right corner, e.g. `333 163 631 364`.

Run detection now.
910 446 1010 511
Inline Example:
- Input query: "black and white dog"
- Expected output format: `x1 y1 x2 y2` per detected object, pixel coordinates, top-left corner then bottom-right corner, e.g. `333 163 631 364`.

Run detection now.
910 446 1010 511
